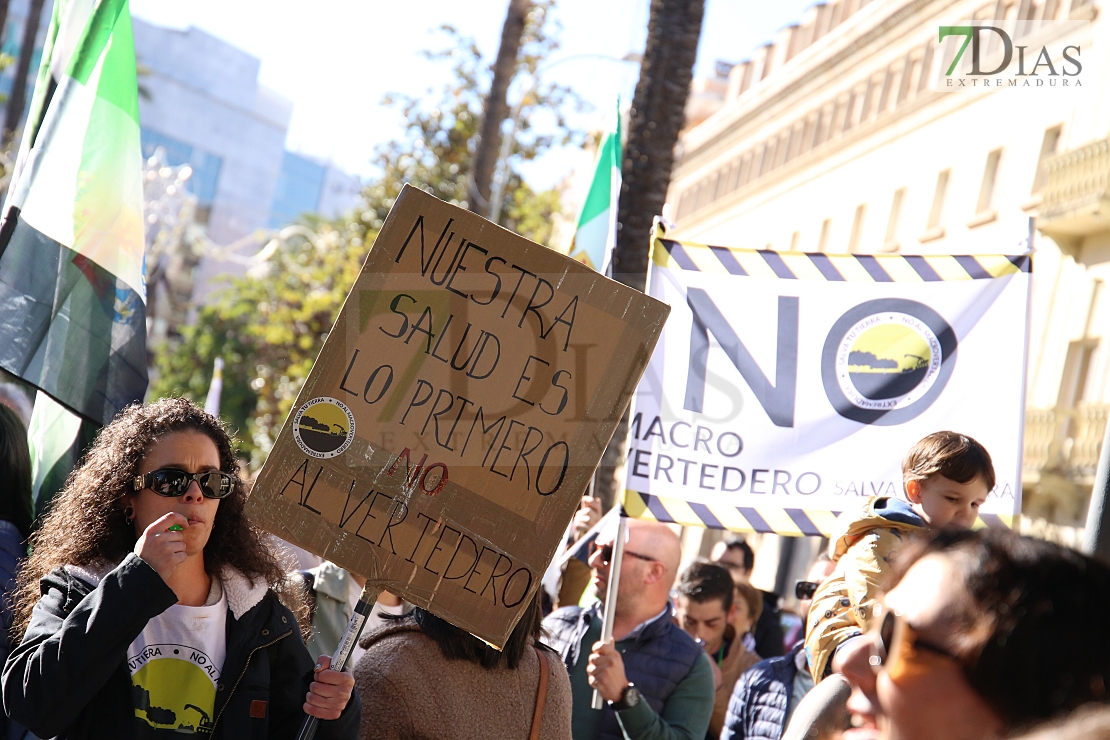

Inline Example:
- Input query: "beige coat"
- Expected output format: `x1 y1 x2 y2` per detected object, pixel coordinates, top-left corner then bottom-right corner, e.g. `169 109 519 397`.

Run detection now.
804 496 926 681
353 618 572 740
710 625 761 738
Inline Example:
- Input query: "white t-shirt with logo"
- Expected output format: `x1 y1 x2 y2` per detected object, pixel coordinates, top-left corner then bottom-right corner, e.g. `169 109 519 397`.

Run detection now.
127 582 227 737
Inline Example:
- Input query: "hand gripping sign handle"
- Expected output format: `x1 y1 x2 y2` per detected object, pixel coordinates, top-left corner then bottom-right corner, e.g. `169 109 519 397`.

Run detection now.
591 514 628 710
295 585 382 740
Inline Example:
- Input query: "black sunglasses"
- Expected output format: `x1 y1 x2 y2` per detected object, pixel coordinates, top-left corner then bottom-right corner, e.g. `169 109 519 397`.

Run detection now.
132 468 235 500
875 607 962 667
589 541 658 565
796 580 819 600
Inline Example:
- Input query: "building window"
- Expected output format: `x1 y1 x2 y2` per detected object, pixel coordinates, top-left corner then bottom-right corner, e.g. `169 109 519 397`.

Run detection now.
1032 125 1063 195
848 204 867 253
1058 339 1098 408
926 169 950 231
885 188 905 250
818 219 832 252
975 148 1002 216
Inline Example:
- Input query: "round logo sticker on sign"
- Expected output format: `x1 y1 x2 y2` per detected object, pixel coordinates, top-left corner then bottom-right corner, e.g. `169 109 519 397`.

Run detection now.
822 299 957 426
292 397 356 459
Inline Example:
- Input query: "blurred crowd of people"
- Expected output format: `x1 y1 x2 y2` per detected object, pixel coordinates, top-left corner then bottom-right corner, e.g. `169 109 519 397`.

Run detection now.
0 393 1107 740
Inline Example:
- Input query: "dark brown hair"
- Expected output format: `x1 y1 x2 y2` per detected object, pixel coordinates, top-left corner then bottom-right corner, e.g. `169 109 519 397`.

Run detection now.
677 560 734 611
891 528 1110 730
408 592 545 670
13 397 292 638
733 580 763 631
0 405 32 539
902 430 996 491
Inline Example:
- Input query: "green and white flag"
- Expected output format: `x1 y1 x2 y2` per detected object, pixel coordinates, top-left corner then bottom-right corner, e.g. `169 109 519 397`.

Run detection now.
568 103 621 275
0 0 146 510
0 0 146 427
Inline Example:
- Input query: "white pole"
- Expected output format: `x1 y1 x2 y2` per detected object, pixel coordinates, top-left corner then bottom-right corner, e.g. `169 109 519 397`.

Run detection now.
591 514 627 710
204 357 224 416
1014 217 1034 533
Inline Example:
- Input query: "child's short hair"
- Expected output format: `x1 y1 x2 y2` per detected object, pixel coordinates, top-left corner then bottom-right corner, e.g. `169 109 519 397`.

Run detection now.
677 561 734 612
732 581 763 633
902 431 996 491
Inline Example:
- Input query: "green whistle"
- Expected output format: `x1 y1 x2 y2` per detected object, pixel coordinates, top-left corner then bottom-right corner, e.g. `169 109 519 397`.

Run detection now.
168 524 183 531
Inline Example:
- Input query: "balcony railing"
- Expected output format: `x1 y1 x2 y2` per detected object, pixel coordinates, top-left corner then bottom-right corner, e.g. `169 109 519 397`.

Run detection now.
1023 403 1109 478
1038 138 1110 252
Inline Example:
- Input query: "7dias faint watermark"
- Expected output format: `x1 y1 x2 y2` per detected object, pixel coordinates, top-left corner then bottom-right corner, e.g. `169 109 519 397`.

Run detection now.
931 19 1089 92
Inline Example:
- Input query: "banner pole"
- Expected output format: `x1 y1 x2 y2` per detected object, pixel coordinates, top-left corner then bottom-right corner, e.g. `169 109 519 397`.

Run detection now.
591 513 628 710
1014 217 1035 532
294 584 382 740
594 218 661 710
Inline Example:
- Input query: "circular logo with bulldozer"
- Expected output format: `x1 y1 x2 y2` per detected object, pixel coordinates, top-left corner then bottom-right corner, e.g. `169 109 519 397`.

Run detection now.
292 397 355 459
822 299 957 426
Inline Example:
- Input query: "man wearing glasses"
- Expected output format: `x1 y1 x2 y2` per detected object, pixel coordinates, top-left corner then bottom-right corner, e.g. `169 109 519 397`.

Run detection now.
542 518 715 740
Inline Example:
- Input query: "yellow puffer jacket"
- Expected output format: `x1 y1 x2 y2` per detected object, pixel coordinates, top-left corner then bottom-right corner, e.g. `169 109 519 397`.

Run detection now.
804 496 926 681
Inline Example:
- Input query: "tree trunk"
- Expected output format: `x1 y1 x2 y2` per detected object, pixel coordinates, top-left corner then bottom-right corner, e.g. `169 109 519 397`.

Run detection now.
596 0 705 505
468 0 531 217
5 0 45 141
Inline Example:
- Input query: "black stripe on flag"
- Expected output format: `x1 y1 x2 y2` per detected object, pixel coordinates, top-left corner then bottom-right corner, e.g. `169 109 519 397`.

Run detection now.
687 501 724 529
1008 254 1032 273
807 253 845 281
759 250 797 279
785 509 822 536
662 239 700 271
855 254 894 282
955 255 992 280
709 245 747 275
641 493 678 523
737 507 772 533
0 210 147 427
903 255 943 281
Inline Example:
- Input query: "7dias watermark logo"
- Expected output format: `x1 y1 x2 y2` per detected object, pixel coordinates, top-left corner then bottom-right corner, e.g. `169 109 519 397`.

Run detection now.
932 19 1089 92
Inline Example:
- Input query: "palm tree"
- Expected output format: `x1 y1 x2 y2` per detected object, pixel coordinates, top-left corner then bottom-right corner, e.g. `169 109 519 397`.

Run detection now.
467 0 532 217
597 0 705 502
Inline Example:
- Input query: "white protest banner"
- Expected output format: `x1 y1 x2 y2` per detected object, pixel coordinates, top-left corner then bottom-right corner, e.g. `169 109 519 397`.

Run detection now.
622 226 1030 536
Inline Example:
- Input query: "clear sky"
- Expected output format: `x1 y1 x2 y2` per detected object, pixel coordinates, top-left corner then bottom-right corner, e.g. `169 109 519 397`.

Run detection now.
129 0 815 188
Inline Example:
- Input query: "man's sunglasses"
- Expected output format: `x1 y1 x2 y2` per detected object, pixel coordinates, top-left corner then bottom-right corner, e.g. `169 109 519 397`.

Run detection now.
589 541 657 565
132 468 235 500
796 580 818 600
872 606 964 683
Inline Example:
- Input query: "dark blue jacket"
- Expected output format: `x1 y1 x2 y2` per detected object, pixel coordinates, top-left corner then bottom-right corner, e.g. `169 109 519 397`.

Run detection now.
543 603 707 740
720 643 805 740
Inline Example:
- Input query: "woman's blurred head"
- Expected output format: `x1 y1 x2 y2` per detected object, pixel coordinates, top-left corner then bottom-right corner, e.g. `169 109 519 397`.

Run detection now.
0 404 32 539
842 528 1110 740
13 398 286 636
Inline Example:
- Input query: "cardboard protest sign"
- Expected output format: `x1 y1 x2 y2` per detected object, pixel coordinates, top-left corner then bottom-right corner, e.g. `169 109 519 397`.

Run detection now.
247 184 669 647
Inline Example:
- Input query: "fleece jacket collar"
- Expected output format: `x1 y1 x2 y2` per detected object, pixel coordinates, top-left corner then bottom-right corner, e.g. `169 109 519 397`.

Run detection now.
65 558 269 620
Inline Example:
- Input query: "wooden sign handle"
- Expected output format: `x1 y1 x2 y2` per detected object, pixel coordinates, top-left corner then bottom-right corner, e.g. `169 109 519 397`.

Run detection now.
295 584 383 740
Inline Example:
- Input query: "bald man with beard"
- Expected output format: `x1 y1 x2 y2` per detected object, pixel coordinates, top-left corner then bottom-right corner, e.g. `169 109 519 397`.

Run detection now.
543 519 715 740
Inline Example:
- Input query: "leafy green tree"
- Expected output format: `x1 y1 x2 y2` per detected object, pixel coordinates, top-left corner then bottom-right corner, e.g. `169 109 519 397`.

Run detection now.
151 11 583 466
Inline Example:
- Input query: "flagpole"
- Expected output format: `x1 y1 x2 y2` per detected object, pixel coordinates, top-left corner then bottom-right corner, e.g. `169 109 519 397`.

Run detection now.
591 513 627 710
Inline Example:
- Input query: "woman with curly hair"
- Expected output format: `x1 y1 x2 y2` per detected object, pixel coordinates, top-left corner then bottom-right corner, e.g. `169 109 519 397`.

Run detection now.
2 397 359 739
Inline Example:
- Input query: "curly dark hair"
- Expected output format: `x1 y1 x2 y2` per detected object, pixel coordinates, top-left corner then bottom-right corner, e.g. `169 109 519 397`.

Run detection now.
13 397 292 638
